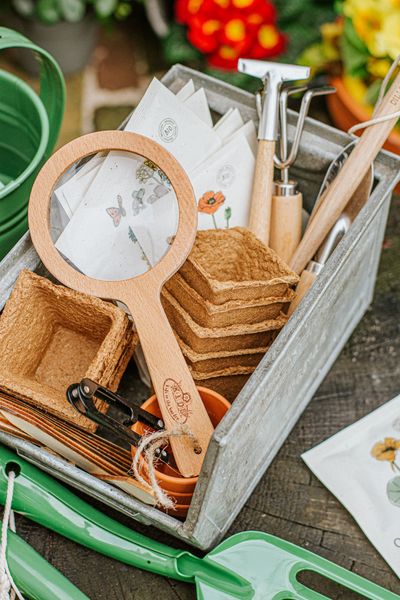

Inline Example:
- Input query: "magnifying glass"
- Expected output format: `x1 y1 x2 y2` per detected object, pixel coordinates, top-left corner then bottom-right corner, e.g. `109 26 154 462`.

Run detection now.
28 130 214 478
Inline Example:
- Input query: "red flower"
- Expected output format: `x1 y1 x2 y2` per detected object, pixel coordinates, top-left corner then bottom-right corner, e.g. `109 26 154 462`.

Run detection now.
175 0 286 71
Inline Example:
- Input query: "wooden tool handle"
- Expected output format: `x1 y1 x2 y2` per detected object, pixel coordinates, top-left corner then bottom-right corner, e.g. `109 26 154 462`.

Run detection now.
287 267 317 316
248 139 275 245
290 69 400 275
269 191 303 264
125 293 214 478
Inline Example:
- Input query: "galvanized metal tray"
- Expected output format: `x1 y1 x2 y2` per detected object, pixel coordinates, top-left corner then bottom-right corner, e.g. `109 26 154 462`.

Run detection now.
1 64 399 550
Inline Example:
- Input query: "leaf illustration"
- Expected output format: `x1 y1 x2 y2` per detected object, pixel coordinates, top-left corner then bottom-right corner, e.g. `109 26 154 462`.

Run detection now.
387 476 400 507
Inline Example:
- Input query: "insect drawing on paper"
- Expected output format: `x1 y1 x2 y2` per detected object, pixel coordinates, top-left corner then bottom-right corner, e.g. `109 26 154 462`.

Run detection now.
132 188 146 216
198 191 226 229
128 226 152 270
106 194 126 227
135 159 171 206
147 184 169 204
371 437 400 507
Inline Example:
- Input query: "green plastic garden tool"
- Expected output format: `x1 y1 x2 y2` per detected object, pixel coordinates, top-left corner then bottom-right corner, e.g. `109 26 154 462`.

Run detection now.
0 443 397 600
0 516 88 599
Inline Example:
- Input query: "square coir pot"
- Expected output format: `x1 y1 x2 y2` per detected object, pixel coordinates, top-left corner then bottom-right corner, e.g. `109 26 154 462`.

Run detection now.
0 270 137 431
178 228 298 305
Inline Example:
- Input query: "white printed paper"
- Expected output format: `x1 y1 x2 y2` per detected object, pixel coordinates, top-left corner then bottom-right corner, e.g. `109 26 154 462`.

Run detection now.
184 88 213 127
303 394 400 579
55 152 178 280
122 78 221 171
55 77 255 283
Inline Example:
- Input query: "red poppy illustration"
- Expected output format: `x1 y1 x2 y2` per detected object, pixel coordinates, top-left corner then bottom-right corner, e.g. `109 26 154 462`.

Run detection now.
198 190 225 214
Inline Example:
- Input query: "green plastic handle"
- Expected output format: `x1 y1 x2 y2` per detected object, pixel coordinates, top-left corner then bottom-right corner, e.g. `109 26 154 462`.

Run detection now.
0 444 197 584
205 532 400 600
4 518 89 600
0 26 65 157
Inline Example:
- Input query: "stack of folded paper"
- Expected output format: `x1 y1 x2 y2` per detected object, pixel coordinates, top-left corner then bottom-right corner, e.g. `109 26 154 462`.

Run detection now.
162 228 299 400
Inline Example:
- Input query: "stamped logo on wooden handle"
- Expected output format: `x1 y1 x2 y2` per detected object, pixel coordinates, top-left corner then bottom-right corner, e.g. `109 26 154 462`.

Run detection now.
163 379 192 424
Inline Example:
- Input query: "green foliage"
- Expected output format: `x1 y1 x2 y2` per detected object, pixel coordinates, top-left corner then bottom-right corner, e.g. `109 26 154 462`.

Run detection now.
365 78 382 105
340 17 369 78
163 23 202 65
387 476 400 507
7 0 135 23
275 0 336 64
163 0 336 88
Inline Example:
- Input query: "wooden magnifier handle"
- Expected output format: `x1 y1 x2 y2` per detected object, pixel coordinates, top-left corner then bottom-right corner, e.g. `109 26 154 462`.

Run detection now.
123 285 214 478
249 140 275 245
269 190 303 264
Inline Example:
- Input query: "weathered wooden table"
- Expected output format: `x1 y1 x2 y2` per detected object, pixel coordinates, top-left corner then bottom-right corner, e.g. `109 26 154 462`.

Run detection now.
11 193 399 598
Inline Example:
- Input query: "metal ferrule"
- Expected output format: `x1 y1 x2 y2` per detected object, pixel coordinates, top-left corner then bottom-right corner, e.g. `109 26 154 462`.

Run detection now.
273 180 297 196
306 260 323 275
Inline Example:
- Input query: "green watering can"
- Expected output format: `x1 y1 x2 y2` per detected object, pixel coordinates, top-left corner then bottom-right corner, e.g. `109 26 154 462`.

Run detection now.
0 444 398 600
0 26 65 261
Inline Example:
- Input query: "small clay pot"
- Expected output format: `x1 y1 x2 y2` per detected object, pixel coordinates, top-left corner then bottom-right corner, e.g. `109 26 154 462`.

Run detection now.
132 386 230 502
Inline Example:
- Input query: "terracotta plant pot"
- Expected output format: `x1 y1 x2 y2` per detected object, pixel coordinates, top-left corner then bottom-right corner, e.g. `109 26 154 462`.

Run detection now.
327 76 400 154
132 386 230 512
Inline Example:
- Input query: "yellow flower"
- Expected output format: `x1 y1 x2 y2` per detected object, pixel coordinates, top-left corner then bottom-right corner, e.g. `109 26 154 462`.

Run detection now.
343 0 400 59
368 57 392 77
343 75 369 105
376 12 400 59
371 437 400 463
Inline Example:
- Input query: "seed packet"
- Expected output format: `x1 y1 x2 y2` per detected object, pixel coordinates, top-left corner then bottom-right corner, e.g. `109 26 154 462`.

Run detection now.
121 77 221 171
193 133 255 229
56 80 201 219
213 108 243 141
184 87 213 127
303 394 400 578
55 152 178 280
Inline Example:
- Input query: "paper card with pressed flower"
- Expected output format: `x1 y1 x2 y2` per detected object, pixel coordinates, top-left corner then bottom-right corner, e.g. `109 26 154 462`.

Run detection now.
303 394 400 578
193 133 255 230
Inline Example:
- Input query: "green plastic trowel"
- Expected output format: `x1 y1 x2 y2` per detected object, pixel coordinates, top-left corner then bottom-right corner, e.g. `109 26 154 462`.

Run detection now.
0 444 397 600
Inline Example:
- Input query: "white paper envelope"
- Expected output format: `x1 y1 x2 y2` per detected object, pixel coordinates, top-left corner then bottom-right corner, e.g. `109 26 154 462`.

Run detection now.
213 108 243 141
194 133 255 230
303 394 400 580
176 79 195 101
228 120 258 156
184 88 213 127
122 78 221 171
56 152 179 279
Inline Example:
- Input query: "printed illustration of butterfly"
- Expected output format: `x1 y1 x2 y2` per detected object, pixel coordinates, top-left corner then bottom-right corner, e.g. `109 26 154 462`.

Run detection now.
106 195 126 227
132 188 146 216
147 184 168 204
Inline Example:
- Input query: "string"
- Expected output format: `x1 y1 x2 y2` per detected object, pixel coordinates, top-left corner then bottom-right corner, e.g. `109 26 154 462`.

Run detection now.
348 54 400 135
131 427 201 509
0 472 24 600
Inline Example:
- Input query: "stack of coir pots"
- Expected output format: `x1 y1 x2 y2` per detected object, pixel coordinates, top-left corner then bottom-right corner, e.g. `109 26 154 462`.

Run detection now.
162 228 299 401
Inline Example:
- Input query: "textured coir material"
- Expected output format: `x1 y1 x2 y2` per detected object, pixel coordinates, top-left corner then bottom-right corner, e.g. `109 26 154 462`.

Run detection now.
179 228 299 305
164 272 294 328
0 270 137 431
177 334 268 373
162 289 286 353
